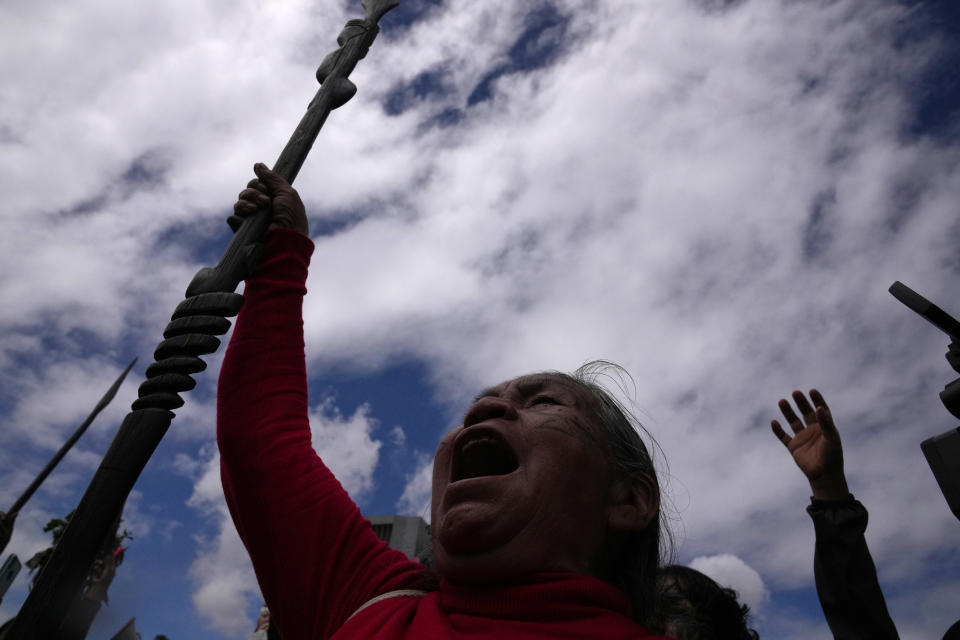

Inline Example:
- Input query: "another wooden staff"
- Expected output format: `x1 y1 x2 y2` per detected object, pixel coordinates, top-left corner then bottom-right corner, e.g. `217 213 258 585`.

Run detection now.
0 358 135 556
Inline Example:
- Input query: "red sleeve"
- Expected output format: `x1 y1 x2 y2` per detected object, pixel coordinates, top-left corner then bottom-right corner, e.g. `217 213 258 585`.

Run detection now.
217 228 425 640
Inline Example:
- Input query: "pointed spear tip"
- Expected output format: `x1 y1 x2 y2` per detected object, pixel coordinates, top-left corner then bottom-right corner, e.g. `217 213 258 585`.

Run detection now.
94 357 139 413
7 357 140 518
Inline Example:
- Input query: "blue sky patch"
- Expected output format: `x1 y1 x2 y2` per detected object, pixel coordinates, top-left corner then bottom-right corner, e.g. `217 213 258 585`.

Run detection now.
468 3 571 106
383 66 456 116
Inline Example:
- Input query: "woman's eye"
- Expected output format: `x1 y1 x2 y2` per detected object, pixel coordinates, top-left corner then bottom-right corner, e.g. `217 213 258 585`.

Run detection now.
530 396 558 406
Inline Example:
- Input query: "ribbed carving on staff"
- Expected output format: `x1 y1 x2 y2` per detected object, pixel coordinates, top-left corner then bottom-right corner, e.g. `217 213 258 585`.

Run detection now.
132 293 242 412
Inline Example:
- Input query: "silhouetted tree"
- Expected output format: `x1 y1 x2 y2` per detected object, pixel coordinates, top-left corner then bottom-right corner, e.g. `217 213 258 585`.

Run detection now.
24 509 132 638
26 510 131 587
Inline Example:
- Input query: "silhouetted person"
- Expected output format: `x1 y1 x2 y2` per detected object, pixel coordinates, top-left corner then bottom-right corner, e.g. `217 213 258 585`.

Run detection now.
771 389 898 639
247 605 270 640
648 564 758 640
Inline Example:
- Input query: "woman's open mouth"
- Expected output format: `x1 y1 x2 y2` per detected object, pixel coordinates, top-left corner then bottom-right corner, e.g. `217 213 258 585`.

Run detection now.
451 430 519 482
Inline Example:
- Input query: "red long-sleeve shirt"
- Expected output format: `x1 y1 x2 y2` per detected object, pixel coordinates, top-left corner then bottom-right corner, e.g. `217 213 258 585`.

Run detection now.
218 228 670 639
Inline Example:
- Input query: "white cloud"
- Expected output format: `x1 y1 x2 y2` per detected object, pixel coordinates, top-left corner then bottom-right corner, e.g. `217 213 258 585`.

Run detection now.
309 398 382 500
5 357 138 451
190 517 261 637
120 490 155 541
184 447 261 636
390 425 407 447
397 453 434 521
689 553 770 613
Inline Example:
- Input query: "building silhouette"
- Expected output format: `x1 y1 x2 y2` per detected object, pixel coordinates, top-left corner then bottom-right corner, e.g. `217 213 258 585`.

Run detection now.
367 515 431 566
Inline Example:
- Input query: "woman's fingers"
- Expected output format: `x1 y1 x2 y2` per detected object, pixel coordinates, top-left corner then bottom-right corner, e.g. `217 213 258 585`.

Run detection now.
775 389 841 443
234 186 271 217
237 187 270 205
778 398 804 434
792 390 817 425
810 389 841 441
246 178 268 193
771 419 791 447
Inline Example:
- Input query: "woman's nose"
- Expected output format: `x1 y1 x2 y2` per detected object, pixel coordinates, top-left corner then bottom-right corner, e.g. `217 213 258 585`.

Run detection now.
462 396 519 429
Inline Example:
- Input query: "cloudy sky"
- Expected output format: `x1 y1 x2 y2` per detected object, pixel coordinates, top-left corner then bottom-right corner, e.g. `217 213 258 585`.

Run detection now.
1 0 959 637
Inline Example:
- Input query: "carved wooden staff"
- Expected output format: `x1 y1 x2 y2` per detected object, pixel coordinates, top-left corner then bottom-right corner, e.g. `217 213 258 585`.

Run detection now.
0 358 136 556
10 1 399 636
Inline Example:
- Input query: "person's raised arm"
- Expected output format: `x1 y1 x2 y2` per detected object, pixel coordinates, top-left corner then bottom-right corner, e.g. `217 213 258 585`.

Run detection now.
771 390 898 640
218 165 422 639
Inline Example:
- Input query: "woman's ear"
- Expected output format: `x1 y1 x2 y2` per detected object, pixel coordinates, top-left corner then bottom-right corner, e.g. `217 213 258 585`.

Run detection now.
607 474 659 532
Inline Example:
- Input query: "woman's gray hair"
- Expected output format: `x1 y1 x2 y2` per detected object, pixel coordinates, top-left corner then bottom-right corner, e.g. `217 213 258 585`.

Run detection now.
555 360 672 624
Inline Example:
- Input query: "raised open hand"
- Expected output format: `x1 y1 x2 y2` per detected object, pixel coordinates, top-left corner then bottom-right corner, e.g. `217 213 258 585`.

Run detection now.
233 162 309 236
771 389 850 500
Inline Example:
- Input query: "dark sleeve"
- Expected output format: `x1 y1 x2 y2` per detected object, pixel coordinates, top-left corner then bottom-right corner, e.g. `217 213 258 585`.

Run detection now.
217 228 426 640
807 495 899 640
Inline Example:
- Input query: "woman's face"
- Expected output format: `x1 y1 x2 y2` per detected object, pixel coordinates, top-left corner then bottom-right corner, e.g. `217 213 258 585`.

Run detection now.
431 373 623 583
